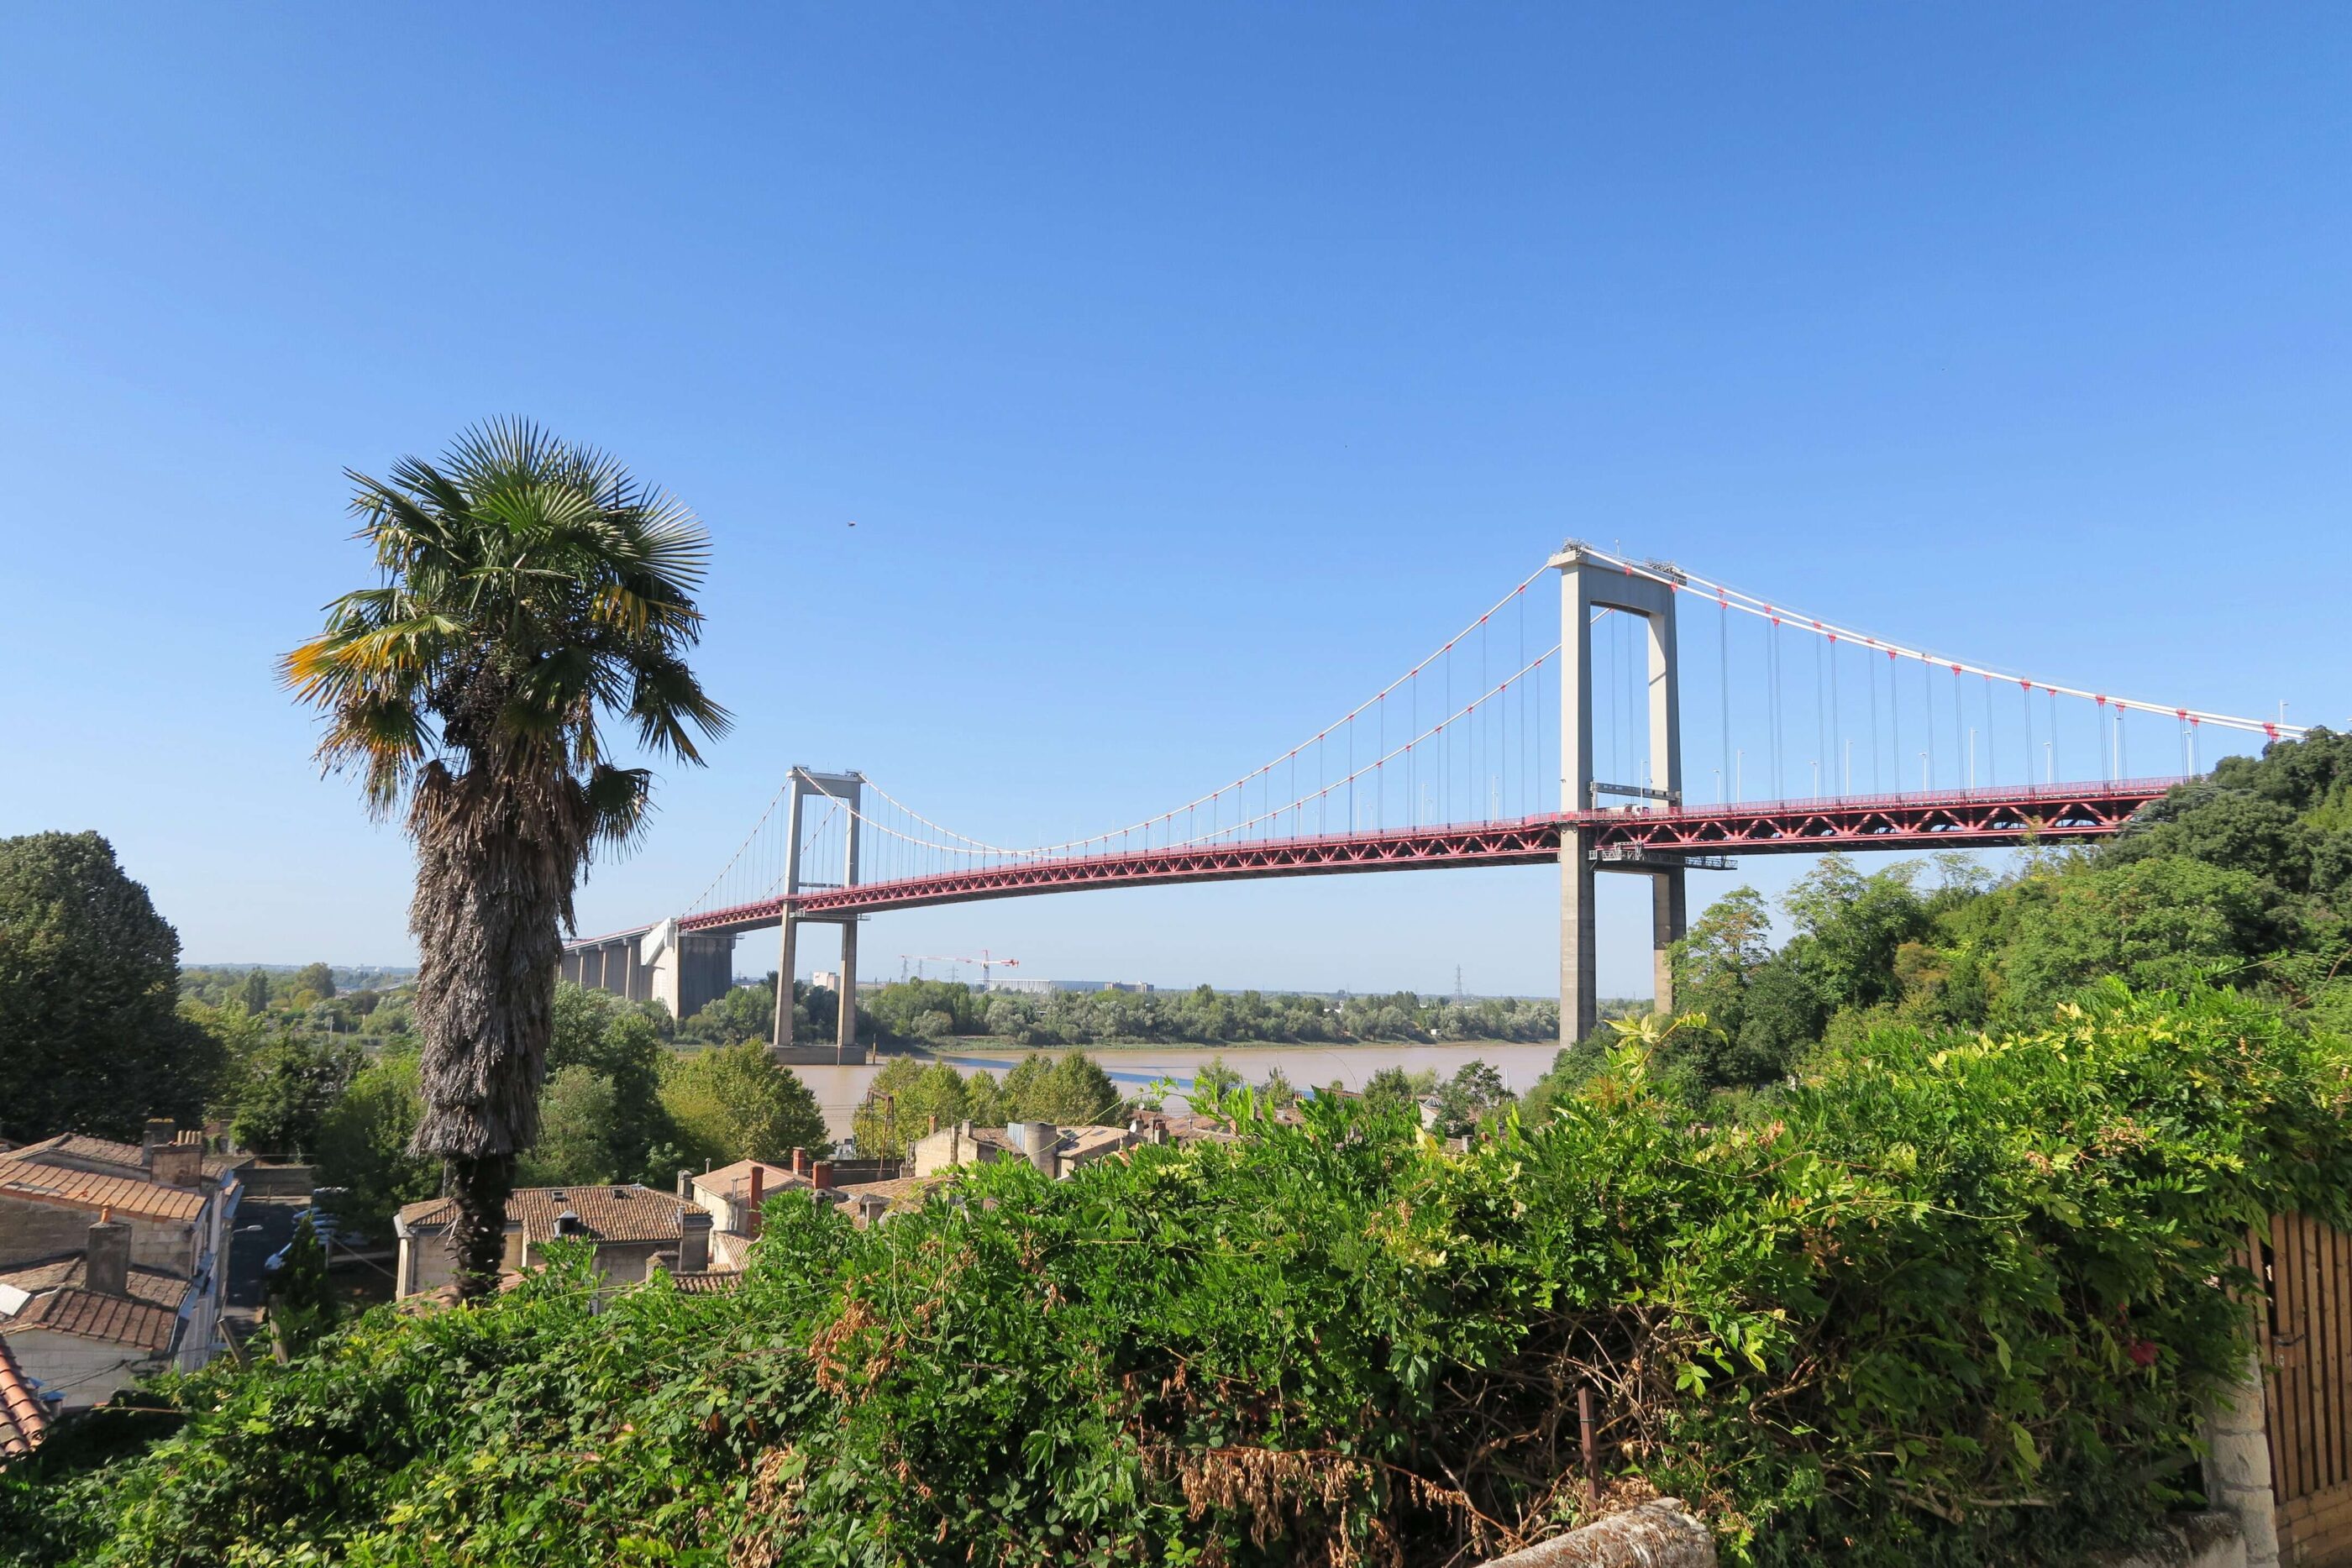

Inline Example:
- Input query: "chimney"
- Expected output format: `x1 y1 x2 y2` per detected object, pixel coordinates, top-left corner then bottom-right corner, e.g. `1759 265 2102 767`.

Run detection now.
677 1168 692 1198
87 1209 131 1298
745 1164 765 1238
678 1209 712 1273
1016 1122 1057 1178
789 1147 808 1178
140 1118 175 1166
927 1113 938 1135
151 1132 203 1188
811 1160 837 1192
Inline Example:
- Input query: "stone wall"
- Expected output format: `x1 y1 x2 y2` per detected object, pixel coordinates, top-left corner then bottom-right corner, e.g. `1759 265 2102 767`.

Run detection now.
0 1200 195 1275
0 1328 159 1413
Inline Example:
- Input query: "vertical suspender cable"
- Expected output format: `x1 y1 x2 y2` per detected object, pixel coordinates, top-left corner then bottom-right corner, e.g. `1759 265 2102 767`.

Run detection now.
1827 635 1842 796
1718 595 1730 807
1814 633 1827 799
1921 656 1936 790
1887 651 1901 794
1983 675 1998 791
1951 666 1966 791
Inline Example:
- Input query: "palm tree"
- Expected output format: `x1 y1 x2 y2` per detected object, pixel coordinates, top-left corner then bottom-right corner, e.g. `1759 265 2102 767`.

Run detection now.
284 419 727 1297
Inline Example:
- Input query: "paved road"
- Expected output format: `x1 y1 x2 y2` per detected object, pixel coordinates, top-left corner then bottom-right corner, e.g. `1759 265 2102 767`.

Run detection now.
225 1195 305 1314
224 1195 399 1327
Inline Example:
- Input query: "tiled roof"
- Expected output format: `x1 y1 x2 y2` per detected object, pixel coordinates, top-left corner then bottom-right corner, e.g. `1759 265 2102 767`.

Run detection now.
691 1159 811 1198
666 1269 744 1295
0 1156 205 1223
8 1133 245 1183
7 1288 179 1353
0 1255 188 1312
399 1184 690 1245
834 1174 942 1212
0 1337 46 1462
1061 1126 1138 1159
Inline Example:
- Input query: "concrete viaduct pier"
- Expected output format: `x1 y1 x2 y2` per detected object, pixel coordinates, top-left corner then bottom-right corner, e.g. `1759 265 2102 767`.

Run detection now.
558 918 738 1025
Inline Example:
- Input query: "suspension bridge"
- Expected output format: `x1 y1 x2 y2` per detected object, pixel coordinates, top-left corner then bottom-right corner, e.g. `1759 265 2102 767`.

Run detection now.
562 543 2303 1057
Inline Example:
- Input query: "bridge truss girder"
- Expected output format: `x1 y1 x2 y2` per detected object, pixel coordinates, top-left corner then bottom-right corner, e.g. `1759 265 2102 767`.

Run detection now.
657 779 2172 935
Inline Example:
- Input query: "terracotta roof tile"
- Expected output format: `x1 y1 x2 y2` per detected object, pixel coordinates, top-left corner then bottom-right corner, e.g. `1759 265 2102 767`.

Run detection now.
834 1174 942 1212
0 1336 46 1462
666 1269 744 1295
399 1184 690 1246
0 1256 188 1312
0 1157 206 1223
12 1133 246 1183
7 1288 179 1353
692 1159 811 1198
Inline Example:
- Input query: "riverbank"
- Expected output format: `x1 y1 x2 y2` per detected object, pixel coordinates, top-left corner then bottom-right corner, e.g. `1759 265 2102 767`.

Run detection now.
791 1039 1567 1144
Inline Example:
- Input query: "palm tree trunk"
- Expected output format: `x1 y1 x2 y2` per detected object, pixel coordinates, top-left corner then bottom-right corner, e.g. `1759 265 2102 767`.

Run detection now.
407 762 583 1299
443 1151 517 1294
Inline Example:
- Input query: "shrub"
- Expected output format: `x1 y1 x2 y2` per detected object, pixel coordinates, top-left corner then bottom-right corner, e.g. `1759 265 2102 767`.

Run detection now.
12 986 2348 1568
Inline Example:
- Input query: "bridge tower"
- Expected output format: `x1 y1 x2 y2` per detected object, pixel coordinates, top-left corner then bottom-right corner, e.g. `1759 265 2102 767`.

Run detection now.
1553 543 1686 1046
769 767 869 1063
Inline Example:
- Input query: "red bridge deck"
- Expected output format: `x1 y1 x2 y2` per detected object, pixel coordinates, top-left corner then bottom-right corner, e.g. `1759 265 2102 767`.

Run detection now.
669 778 2180 935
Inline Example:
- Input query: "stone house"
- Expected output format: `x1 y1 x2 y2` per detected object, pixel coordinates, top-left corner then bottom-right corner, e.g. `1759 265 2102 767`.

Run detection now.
394 1183 713 1299
0 1122 246 1382
909 1120 1158 1181
0 1212 191 1412
681 1151 904 1261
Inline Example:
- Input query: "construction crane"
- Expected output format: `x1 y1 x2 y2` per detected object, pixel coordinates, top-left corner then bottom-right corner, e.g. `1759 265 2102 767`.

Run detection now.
898 950 1021 989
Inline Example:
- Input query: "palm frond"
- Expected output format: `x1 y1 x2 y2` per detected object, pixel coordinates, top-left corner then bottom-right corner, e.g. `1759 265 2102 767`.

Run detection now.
583 764 656 854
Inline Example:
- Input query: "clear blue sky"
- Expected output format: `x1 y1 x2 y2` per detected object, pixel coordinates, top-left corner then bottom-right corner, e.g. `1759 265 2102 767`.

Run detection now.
3 7 2346 997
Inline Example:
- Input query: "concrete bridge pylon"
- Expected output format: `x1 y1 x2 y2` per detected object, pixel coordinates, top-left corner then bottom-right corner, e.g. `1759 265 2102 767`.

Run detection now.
1553 543 1688 1047
769 767 868 1064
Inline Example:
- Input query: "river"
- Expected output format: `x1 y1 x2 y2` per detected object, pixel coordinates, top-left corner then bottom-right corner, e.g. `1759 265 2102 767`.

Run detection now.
790 1041 1566 1144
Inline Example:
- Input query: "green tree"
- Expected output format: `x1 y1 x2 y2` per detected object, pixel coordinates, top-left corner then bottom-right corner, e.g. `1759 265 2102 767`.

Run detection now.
266 1212 340 1359
1431 1060 1512 1136
680 977 780 1045
1254 1065 1299 1109
661 1041 827 1167
1782 854 1930 1012
519 1065 622 1185
851 1058 986 1160
0 831 223 1143
312 1048 438 1235
1361 1066 1436 1112
241 968 275 1014
998 1052 1124 1124
547 983 680 1183
1189 1056 1242 1108
225 1031 363 1158
1995 857 2277 1020
283 420 728 1297
292 962 338 1003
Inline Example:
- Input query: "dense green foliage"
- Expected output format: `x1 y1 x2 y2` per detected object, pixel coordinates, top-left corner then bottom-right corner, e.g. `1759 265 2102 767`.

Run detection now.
0 831 222 1142
675 975 1569 1052
11 985 2347 1567
312 1047 439 1234
848 1051 1126 1159
1534 732 2352 1109
181 964 417 1044
265 1213 341 1358
299 987 835 1227
661 1039 832 1169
